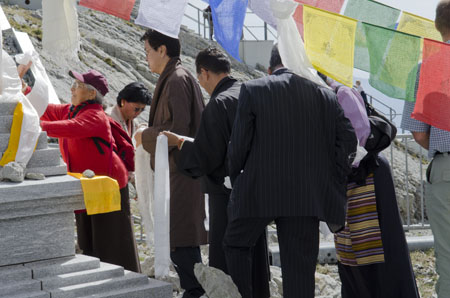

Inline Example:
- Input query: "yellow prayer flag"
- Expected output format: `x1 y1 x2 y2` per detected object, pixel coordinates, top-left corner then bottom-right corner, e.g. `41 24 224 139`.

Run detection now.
0 102 23 166
398 12 442 42
303 5 357 87
68 172 121 215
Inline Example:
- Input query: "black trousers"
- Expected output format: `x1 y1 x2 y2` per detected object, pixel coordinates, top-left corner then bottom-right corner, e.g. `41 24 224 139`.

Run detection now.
224 216 319 298
209 193 270 298
171 246 205 298
76 186 141 273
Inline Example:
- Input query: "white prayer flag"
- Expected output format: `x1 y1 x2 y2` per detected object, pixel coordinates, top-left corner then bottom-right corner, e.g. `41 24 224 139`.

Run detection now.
135 0 189 38
270 0 328 88
135 145 155 248
42 0 79 60
153 135 171 278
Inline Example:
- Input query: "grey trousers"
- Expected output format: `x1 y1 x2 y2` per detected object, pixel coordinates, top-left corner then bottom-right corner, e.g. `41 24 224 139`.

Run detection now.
427 153 450 297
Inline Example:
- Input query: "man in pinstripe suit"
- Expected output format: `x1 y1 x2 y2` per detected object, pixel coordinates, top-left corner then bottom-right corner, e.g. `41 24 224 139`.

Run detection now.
224 46 357 298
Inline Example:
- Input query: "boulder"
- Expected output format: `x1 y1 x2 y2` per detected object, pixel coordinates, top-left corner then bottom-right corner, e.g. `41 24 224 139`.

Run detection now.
194 263 241 298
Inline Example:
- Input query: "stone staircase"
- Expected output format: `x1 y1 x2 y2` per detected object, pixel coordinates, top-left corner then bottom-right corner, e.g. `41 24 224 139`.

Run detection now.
0 255 171 298
0 101 67 176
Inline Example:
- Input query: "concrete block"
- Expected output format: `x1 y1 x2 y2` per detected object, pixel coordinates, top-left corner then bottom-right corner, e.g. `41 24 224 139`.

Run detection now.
25 163 67 178
0 133 9 152
35 132 48 150
0 279 41 297
41 263 124 290
0 264 31 284
26 255 100 279
49 271 152 298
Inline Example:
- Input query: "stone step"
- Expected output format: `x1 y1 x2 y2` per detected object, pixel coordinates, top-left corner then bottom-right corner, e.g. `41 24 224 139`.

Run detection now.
25 162 67 177
25 255 101 279
0 115 13 133
41 263 124 290
0 131 48 152
0 101 18 116
49 271 151 298
0 279 41 297
0 264 31 284
27 147 62 168
7 292 50 298
77 280 173 298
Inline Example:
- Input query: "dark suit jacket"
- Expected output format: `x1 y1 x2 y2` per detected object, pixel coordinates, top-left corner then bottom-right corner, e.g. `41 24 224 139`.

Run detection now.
176 76 241 195
228 69 357 229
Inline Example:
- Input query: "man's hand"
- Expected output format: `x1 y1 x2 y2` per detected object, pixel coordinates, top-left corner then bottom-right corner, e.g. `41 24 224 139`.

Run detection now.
161 131 182 147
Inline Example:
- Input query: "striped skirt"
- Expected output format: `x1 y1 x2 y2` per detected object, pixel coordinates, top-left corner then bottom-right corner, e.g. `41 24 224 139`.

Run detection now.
334 175 385 266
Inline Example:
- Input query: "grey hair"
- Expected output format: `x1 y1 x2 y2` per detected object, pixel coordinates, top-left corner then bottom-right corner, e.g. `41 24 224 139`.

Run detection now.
84 84 104 103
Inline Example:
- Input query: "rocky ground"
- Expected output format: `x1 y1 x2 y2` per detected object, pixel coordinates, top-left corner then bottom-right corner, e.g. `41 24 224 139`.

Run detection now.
2 3 439 297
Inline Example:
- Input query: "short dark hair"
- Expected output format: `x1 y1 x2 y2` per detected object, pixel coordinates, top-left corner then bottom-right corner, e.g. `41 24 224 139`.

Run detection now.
436 0 450 36
117 82 152 106
269 44 283 72
195 47 231 74
140 29 181 58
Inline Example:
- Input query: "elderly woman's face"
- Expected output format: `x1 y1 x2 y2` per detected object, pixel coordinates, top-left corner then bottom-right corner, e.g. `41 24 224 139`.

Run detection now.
71 80 96 106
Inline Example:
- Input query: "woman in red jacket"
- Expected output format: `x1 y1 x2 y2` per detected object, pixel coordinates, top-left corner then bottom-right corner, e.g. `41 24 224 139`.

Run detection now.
40 70 141 272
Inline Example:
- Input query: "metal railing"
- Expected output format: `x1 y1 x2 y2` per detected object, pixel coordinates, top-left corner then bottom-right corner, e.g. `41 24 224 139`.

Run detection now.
182 3 277 41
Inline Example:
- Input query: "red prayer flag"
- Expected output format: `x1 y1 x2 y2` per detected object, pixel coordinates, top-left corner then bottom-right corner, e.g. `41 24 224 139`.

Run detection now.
293 0 345 37
412 39 450 131
79 0 135 20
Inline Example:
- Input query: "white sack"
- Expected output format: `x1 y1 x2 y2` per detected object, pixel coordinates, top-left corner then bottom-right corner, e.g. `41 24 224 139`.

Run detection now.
42 0 79 61
153 135 171 278
135 0 189 38
270 0 329 88
135 145 155 248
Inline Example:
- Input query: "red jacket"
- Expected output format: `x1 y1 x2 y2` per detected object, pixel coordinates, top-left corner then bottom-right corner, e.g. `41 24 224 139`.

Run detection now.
41 102 128 188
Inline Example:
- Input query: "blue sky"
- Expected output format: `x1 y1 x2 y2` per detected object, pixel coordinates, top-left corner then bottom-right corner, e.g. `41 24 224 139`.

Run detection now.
182 0 443 127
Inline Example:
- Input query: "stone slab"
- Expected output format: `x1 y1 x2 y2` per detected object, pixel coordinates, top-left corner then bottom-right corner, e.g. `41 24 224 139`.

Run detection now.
0 115 13 133
25 163 67 178
0 133 9 152
49 271 152 298
0 102 17 116
26 255 100 279
8 292 50 298
27 147 62 168
0 211 76 266
0 264 31 284
0 279 41 297
41 263 124 290
0 175 83 203
77 281 173 298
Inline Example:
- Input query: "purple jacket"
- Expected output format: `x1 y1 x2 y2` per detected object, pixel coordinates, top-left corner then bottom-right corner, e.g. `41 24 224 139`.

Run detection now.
330 81 370 147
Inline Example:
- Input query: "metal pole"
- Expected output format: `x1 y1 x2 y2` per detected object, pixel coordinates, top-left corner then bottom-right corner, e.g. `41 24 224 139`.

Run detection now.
419 146 425 227
264 22 268 40
197 9 201 36
390 109 394 167
404 137 411 228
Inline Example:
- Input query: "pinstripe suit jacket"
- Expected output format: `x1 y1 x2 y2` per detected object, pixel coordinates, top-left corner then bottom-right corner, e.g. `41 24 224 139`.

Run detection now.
228 69 357 228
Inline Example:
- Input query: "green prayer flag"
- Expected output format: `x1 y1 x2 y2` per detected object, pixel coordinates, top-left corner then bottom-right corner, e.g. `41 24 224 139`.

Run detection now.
344 0 400 72
363 23 421 101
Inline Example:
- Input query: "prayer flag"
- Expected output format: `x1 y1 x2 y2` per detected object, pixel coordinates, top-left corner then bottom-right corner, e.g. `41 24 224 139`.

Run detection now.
42 0 79 60
0 49 40 167
398 12 442 42
363 23 422 101
270 0 328 88
303 5 357 86
412 39 450 131
293 0 345 37
135 0 189 38
248 0 277 29
210 0 248 61
79 0 135 21
343 0 401 72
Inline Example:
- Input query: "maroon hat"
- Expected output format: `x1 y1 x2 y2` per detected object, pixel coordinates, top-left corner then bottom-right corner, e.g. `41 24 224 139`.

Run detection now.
69 69 109 96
